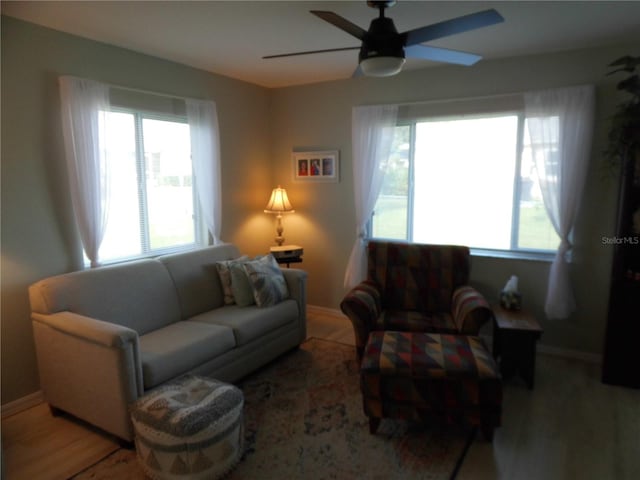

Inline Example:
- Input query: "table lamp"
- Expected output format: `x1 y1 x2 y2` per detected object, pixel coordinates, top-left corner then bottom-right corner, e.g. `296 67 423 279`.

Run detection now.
264 185 294 246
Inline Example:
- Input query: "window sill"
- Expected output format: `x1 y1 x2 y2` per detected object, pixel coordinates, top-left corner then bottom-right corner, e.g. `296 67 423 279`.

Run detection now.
83 243 205 269
366 239 556 263
471 248 555 263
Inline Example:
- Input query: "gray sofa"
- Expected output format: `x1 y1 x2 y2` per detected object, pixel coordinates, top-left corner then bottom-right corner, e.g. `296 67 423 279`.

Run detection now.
28 244 307 442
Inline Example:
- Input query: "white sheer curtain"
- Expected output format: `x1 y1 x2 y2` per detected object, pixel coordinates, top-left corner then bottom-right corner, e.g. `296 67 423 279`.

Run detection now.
186 99 222 244
344 104 398 288
525 85 595 319
59 76 111 267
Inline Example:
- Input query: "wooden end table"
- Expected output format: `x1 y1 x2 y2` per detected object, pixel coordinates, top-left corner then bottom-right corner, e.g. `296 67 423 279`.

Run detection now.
492 305 543 389
274 256 302 268
270 245 303 268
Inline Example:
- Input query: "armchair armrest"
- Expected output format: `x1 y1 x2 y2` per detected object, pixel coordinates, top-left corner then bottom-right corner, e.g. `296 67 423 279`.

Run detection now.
31 311 143 441
340 280 382 358
451 286 493 334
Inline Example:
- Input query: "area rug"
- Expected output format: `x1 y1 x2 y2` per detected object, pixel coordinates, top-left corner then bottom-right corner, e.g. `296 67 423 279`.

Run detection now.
73 338 475 480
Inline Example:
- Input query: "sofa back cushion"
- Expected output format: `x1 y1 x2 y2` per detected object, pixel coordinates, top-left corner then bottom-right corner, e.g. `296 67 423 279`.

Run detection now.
158 244 241 319
367 241 470 313
28 259 181 335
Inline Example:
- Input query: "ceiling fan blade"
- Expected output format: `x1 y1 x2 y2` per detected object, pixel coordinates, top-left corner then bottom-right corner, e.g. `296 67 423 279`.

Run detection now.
310 10 367 40
263 46 359 59
405 44 481 66
402 9 504 46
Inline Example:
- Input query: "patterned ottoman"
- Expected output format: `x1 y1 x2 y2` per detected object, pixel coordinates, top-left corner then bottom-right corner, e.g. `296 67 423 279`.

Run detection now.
360 331 502 440
130 375 244 480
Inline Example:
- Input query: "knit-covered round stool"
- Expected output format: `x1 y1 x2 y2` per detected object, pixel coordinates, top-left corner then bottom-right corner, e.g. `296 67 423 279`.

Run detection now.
130 375 244 480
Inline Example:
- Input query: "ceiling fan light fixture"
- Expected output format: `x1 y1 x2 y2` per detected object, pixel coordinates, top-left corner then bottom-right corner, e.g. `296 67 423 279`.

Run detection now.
360 55 405 76
265 3 505 79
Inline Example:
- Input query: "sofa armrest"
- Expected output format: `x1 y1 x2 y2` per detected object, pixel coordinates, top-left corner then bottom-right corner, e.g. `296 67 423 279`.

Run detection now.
451 286 493 334
340 280 382 358
281 268 308 341
31 311 143 441
32 311 139 348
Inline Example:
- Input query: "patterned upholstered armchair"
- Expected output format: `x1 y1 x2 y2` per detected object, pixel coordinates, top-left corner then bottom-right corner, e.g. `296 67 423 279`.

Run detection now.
340 241 492 358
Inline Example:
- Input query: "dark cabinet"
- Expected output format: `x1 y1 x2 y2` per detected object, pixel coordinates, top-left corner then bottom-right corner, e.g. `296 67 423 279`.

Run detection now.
602 148 640 388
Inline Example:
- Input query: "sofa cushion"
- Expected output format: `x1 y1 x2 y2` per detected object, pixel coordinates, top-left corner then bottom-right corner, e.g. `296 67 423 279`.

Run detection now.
243 255 289 307
159 244 241 319
215 255 249 305
139 321 236 389
28 259 181 335
189 300 298 346
229 261 256 307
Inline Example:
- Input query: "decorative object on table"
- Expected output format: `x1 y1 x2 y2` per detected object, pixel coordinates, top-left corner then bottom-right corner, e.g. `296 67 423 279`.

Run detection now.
130 375 244 480
292 150 339 182
264 185 294 246
499 275 522 310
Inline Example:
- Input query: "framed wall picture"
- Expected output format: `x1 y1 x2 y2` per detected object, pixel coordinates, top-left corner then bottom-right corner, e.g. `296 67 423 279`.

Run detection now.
293 150 339 183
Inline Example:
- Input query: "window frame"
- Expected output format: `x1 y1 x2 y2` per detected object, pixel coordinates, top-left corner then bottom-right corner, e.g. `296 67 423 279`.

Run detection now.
370 106 557 261
89 106 206 266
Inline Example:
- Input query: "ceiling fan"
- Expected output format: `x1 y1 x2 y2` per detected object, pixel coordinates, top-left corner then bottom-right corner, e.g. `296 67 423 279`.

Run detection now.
263 1 504 77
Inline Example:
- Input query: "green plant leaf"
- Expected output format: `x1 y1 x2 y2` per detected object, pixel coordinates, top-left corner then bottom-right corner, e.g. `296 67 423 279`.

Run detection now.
609 55 640 68
616 75 640 96
604 55 640 167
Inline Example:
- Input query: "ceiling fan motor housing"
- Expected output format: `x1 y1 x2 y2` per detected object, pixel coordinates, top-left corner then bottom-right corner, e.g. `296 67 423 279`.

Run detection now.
264 3 505 77
359 16 405 62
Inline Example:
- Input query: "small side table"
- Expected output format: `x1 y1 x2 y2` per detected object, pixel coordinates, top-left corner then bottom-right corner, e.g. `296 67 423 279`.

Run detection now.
492 305 543 389
274 257 302 268
270 245 303 268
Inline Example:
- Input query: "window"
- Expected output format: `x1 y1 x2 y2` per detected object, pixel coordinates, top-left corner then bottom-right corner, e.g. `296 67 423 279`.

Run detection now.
371 105 559 254
97 109 202 263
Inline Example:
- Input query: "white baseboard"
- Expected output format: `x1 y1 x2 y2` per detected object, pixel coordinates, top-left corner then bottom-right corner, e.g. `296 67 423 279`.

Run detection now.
1 390 44 418
537 344 602 364
307 304 345 319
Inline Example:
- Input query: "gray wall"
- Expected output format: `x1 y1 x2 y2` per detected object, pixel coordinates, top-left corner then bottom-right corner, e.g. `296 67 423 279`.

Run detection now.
2 14 637 406
1 16 273 405
268 43 639 356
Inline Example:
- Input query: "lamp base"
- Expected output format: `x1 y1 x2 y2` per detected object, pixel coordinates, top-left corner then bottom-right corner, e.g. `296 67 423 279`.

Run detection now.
274 214 285 246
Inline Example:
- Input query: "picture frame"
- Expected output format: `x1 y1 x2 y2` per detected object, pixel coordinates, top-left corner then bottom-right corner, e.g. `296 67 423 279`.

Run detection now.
292 150 339 183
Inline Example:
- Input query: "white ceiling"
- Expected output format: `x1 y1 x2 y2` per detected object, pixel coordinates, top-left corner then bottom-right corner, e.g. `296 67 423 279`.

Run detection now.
3 1 640 88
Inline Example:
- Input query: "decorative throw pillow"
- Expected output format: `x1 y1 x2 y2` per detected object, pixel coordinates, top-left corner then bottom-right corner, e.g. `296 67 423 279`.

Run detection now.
243 254 289 307
229 257 261 307
215 256 249 305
